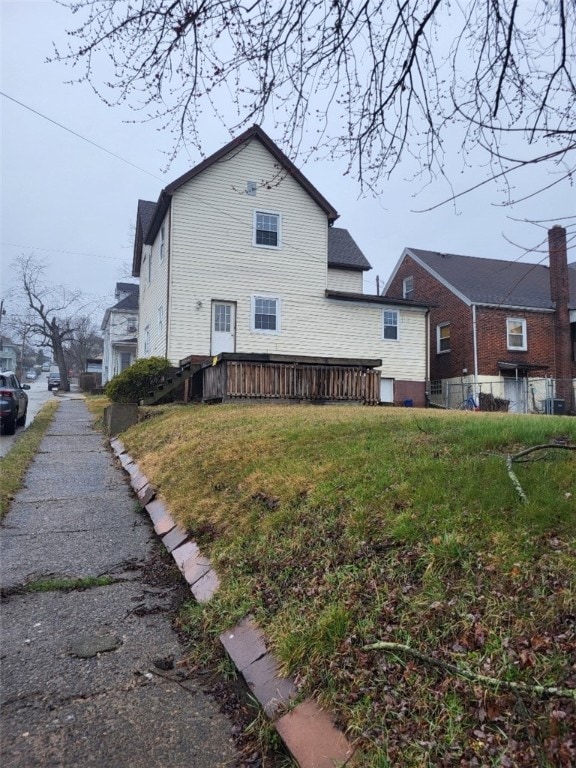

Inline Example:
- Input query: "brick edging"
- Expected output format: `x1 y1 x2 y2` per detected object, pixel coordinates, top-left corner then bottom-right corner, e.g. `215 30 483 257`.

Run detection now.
110 437 354 768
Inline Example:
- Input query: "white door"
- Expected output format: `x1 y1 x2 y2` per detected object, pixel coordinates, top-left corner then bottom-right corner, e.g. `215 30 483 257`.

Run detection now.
211 301 236 355
504 377 526 413
380 377 394 403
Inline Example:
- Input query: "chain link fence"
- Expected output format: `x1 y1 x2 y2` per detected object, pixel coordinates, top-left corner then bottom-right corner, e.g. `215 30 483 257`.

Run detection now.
428 378 576 415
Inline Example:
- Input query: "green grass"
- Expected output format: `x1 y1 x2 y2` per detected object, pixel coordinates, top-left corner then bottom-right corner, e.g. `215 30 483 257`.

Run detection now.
19 575 116 593
119 403 575 767
0 400 59 519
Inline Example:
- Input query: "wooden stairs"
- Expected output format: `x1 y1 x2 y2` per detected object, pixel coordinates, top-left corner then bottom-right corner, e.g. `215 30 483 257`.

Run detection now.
139 361 199 406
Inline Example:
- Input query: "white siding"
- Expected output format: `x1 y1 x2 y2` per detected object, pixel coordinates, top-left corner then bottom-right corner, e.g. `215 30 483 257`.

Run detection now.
327 268 363 292
147 136 426 381
167 138 328 363
138 218 170 358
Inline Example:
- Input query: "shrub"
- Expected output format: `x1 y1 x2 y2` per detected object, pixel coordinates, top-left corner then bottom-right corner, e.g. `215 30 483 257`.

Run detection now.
105 357 171 403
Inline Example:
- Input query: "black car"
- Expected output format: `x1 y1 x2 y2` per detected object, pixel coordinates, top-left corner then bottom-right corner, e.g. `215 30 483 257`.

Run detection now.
47 371 61 390
0 371 30 435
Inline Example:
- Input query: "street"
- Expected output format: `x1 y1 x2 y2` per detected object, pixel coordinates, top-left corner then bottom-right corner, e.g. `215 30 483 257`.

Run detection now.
0 374 56 458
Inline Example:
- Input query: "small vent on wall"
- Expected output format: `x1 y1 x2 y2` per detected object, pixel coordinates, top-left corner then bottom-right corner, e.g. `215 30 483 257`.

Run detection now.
246 181 257 196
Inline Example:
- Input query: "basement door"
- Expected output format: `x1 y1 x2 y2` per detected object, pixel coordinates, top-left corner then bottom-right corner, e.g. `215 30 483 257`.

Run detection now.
211 301 236 355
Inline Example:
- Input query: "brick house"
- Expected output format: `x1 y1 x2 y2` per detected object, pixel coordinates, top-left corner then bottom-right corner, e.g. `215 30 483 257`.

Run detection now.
383 226 575 413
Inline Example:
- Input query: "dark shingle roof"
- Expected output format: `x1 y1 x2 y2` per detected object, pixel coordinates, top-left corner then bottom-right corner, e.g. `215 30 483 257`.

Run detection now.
132 200 157 276
328 228 371 271
116 282 139 295
113 290 139 312
408 248 576 309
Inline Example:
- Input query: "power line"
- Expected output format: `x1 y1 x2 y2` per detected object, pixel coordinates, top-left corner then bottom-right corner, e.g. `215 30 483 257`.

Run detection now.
0 90 164 181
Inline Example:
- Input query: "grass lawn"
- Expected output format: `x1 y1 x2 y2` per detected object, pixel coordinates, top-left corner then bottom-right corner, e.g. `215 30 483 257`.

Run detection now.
118 403 575 767
0 400 59 520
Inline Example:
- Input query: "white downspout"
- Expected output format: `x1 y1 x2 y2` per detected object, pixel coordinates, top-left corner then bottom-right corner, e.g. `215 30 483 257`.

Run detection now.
472 304 479 404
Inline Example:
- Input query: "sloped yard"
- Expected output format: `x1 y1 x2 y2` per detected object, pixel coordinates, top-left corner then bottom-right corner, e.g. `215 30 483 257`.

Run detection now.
118 404 575 767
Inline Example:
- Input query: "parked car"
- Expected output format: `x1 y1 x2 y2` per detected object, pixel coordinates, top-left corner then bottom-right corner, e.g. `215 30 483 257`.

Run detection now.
48 371 61 390
25 370 37 381
0 371 30 435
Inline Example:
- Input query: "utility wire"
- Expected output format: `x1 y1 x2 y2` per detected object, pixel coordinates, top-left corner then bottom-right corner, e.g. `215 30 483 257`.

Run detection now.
0 90 164 181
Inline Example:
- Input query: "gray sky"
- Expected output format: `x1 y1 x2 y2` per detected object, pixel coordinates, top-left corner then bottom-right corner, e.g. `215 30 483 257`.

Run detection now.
1 0 570 319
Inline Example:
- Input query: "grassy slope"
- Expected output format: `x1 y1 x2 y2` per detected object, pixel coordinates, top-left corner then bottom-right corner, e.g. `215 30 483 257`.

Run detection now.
120 404 575 767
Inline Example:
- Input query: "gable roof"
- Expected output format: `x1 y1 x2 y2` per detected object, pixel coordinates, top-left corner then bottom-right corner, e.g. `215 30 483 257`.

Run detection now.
403 248 576 310
328 228 371 271
132 199 157 276
133 126 341 276
101 287 139 330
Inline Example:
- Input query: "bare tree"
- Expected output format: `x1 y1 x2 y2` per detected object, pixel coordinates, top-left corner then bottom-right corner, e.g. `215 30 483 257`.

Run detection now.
11 254 87 392
65 315 103 375
54 0 575 204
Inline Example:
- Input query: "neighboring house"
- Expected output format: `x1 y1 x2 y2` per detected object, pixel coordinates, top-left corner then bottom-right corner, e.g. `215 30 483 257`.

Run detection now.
383 226 575 413
132 125 430 405
101 283 139 385
0 341 18 373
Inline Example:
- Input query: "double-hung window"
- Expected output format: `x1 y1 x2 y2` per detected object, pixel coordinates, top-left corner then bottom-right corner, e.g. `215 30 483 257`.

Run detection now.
507 318 527 350
403 276 414 300
437 323 451 353
383 310 399 340
254 211 280 248
252 295 280 333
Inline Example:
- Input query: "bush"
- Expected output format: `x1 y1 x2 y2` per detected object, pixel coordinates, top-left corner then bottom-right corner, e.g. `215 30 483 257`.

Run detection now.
105 357 171 403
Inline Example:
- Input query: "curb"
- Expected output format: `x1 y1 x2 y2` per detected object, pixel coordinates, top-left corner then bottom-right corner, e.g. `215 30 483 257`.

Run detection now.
110 437 354 768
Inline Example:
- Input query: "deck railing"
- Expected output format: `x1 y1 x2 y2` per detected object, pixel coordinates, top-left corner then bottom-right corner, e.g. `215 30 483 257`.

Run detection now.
203 360 380 404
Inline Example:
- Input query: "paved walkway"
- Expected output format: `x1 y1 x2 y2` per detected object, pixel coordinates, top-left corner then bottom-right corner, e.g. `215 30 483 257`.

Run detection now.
0 398 238 767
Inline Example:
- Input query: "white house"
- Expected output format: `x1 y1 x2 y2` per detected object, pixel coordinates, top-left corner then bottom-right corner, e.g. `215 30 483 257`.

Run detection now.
132 126 430 405
101 283 139 385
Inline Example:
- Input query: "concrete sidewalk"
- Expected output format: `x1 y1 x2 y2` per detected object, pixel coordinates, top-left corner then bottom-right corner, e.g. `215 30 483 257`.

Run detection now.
0 398 239 767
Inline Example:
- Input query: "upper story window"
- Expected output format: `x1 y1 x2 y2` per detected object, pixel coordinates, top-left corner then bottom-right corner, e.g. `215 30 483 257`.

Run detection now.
159 225 165 263
143 325 150 355
254 211 280 248
507 318 527 351
252 295 281 334
127 316 137 333
437 323 451 353
158 306 164 335
383 310 399 340
403 275 414 300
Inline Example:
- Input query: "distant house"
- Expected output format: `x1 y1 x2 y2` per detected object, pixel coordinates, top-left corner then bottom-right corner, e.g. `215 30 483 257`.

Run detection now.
383 226 575 413
132 125 430 405
0 340 18 373
101 283 139 385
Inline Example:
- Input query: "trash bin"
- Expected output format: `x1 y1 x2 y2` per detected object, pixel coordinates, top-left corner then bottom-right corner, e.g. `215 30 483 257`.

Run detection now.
403 399 414 408
543 398 565 415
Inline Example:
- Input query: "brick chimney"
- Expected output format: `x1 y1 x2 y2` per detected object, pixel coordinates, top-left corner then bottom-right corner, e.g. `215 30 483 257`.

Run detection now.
548 226 572 407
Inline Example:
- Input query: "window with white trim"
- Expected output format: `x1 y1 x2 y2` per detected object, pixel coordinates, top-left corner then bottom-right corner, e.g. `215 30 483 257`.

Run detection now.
507 318 527 350
403 275 414 300
382 310 399 340
254 211 280 248
252 295 280 333
143 325 150 354
158 306 164 335
437 323 451 353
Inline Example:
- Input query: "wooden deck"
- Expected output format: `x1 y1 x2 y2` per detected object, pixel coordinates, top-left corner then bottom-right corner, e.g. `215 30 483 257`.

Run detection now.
201 353 381 405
